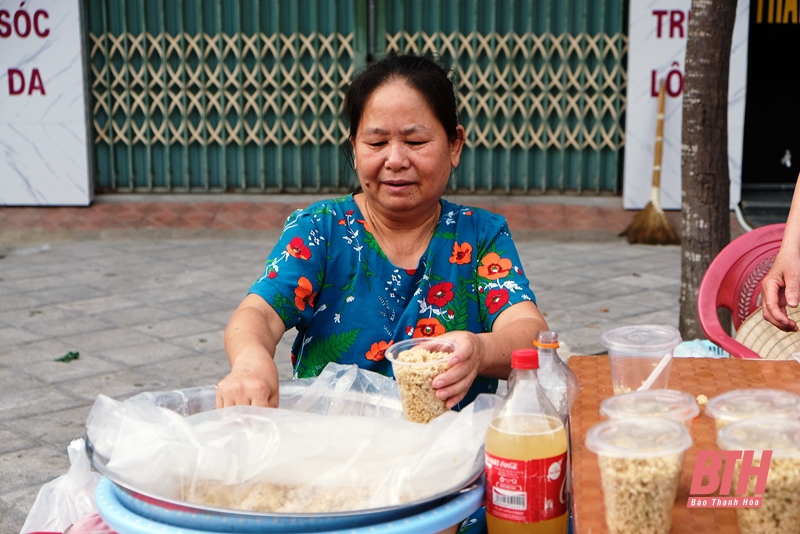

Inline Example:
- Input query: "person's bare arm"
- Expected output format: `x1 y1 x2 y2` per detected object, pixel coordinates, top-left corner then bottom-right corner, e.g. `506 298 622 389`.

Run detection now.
216 294 287 408
432 300 548 408
762 175 800 332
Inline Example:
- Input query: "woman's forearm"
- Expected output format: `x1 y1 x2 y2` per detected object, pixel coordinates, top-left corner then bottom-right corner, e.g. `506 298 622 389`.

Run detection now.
478 302 549 379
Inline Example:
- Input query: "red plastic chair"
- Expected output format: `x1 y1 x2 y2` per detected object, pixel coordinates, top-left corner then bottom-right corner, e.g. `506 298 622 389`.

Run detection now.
697 223 786 359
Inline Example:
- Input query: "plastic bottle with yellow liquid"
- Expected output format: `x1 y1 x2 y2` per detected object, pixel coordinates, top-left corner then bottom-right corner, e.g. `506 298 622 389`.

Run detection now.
485 349 569 534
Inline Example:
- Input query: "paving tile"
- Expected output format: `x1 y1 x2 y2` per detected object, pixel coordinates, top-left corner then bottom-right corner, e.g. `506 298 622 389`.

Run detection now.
22 285 107 307
0 383 84 422
3 405 93 451
17 316 114 339
138 354 230 388
130 316 221 340
98 305 181 328
0 499 27 533
0 339 86 367
56 368 170 402
99 341 196 366
0 445 69 493
0 305 86 329
0 426 35 455
167 329 226 354
57 328 161 353
21 353 122 385
0 293 47 312
164 296 239 318
0 326 42 348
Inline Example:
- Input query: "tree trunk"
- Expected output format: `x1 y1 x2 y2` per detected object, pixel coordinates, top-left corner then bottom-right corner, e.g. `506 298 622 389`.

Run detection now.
679 0 737 339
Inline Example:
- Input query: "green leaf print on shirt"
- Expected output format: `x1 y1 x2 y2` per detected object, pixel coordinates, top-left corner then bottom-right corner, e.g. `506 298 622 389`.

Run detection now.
450 275 477 331
296 328 360 377
272 292 298 324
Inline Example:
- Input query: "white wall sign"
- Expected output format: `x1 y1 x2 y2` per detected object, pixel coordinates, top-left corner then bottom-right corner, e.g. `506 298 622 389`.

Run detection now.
0 0 93 206
623 1 750 210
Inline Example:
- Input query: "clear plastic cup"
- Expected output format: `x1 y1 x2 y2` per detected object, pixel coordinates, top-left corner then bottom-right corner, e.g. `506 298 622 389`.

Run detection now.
385 338 454 424
585 418 692 534
705 388 800 430
717 418 800 534
599 325 682 395
599 389 700 429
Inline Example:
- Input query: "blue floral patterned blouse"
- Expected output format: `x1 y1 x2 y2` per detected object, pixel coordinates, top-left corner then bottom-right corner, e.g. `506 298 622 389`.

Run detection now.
249 194 536 406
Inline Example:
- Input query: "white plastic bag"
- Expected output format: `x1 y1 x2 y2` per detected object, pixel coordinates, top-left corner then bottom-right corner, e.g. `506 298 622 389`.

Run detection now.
20 438 102 534
86 363 498 514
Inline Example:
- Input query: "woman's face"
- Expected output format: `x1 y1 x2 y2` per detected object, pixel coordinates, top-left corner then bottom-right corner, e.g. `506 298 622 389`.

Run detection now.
352 79 464 218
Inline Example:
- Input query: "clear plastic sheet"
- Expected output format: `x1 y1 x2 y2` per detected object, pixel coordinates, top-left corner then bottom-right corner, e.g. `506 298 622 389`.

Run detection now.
86 363 499 514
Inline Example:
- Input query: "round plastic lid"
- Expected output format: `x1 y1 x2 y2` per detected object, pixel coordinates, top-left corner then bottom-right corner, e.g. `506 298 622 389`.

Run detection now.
599 324 682 353
600 389 700 422
718 418 800 458
585 417 692 458
705 388 800 424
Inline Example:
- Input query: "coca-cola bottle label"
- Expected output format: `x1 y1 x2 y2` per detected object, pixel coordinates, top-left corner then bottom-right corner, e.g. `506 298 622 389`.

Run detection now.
484 451 568 523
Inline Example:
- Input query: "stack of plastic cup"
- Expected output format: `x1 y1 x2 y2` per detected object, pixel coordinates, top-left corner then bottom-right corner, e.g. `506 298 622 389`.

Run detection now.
585 417 692 534
599 389 700 429
717 418 800 534
705 388 800 430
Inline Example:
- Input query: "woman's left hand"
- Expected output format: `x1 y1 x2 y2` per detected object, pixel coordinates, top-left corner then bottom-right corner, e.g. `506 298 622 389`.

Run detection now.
431 331 487 409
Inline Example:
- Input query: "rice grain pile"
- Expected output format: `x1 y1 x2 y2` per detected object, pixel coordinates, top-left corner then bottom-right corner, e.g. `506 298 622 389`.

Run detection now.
734 457 800 534
393 348 450 424
598 453 684 534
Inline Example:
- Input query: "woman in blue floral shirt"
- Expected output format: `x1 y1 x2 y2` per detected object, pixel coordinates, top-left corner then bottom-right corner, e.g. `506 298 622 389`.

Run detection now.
217 53 548 411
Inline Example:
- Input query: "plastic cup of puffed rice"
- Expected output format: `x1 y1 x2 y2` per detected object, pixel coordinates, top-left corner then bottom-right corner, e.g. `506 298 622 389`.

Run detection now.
385 338 454 424
717 418 800 534
585 417 692 534
705 388 800 430
599 389 700 429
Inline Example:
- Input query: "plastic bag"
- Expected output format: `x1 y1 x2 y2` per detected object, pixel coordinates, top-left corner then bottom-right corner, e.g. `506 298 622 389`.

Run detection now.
86 363 498 514
20 438 102 534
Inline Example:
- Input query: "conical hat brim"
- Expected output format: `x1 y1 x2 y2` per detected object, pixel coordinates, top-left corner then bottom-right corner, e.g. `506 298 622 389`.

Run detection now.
734 306 800 360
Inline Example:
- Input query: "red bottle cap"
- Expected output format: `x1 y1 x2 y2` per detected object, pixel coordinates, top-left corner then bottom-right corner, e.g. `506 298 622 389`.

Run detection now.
511 348 539 370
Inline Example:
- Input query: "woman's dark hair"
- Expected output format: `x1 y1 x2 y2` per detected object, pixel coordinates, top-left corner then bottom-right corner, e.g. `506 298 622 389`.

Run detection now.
343 53 462 144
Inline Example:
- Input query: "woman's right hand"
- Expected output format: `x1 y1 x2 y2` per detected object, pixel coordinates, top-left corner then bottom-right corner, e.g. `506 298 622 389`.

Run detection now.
216 352 280 408
761 248 800 332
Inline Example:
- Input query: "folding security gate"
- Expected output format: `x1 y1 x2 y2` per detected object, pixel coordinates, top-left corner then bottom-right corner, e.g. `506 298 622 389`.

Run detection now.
85 0 627 194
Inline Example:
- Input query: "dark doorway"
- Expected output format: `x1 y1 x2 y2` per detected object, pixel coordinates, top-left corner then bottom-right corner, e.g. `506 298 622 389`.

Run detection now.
740 0 798 227
741 1 799 185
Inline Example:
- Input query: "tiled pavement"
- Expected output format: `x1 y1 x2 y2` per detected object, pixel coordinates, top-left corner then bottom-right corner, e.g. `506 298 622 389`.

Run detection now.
0 194 743 531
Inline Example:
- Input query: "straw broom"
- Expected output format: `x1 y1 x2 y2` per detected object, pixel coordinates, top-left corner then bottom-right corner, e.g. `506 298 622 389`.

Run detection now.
620 79 680 245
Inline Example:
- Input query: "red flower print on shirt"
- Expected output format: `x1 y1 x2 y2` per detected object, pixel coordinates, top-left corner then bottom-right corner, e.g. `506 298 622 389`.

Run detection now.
413 318 445 338
486 288 509 314
427 282 454 307
286 237 311 260
294 276 317 311
450 242 472 265
356 219 372 233
366 340 393 361
478 252 512 280
267 270 278 279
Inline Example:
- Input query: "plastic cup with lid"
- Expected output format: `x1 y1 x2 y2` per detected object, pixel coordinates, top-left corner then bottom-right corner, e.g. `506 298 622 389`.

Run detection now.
385 338 454 424
599 324 682 395
585 417 692 534
705 388 800 430
717 418 800 534
599 389 700 429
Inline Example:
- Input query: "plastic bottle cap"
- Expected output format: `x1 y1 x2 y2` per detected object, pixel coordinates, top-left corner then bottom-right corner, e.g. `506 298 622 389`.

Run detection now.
511 349 538 370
